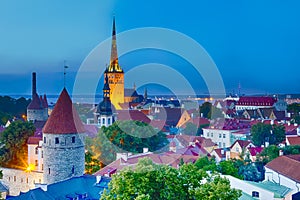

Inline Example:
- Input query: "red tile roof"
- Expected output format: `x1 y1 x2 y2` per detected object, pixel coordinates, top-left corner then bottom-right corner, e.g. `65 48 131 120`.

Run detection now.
236 96 277 106
43 88 85 134
248 147 263 156
265 155 300 183
27 93 44 110
27 136 42 145
286 136 300 146
213 148 226 159
230 140 252 149
117 110 151 124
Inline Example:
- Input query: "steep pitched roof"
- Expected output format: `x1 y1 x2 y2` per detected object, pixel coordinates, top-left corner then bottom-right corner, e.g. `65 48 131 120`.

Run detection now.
43 88 85 134
230 140 252 149
27 93 44 110
265 155 300 183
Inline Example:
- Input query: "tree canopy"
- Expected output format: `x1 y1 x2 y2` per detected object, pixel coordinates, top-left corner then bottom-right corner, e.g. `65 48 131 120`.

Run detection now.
0 120 35 168
287 103 300 124
101 158 241 200
86 120 168 165
250 123 285 147
0 96 30 125
199 102 224 119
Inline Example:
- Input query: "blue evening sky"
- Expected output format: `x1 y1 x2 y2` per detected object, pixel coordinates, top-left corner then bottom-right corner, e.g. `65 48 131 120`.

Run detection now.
0 0 299 96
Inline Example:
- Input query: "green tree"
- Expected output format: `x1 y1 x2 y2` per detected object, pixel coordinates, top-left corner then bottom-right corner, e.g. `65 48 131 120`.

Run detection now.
287 103 300 124
217 160 242 179
86 121 168 165
199 102 212 118
101 158 241 200
251 123 285 146
0 120 35 168
194 176 241 200
256 145 280 164
194 156 217 172
85 151 101 174
283 145 300 155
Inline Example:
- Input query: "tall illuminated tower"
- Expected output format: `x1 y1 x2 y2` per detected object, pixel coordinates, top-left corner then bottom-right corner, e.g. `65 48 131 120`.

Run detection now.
105 17 124 110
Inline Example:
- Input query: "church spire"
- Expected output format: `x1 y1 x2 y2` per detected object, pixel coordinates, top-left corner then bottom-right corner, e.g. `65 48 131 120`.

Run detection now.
108 17 122 72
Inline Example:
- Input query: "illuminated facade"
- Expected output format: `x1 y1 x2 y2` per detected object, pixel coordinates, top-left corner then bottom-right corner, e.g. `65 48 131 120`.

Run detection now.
105 18 124 110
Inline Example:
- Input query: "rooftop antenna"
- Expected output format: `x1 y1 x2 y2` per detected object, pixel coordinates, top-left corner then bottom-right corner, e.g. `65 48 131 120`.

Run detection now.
64 60 68 88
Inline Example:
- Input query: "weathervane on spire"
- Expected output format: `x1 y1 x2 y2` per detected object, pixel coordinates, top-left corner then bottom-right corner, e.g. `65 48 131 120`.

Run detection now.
64 60 69 88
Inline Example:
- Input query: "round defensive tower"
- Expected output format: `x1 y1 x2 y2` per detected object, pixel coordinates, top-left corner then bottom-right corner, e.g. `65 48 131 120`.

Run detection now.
42 88 85 185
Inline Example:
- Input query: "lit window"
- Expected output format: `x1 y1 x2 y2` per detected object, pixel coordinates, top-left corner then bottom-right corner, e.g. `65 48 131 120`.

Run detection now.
55 137 59 144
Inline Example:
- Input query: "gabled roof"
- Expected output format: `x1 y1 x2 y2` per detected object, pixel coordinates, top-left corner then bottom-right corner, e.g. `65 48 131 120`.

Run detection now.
117 110 151 124
265 155 300 183
43 88 85 134
124 88 139 97
152 107 183 127
248 147 263 156
212 148 227 159
230 140 252 149
27 93 44 110
286 136 300 146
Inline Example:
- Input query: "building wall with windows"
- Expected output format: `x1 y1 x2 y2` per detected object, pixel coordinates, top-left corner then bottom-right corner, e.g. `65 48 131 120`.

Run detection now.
203 128 231 148
42 133 85 185
0 167 43 196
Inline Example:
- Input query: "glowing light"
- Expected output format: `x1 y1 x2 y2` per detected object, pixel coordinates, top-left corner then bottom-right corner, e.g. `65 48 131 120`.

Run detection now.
25 164 35 172
210 97 213 101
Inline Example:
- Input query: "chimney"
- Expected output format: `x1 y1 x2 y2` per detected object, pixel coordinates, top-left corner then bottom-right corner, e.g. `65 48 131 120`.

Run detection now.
279 150 283 156
116 153 128 162
32 72 37 97
143 148 149 153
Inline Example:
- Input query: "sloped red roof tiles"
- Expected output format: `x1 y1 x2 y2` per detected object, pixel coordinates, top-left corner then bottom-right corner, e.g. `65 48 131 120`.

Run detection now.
43 88 85 134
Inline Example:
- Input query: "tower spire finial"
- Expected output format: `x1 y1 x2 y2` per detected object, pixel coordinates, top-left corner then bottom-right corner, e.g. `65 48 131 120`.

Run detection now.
108 17 122 72
63 60 68 88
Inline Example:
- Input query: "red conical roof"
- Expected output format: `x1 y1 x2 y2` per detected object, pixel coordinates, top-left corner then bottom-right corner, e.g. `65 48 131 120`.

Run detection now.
43 88 85 134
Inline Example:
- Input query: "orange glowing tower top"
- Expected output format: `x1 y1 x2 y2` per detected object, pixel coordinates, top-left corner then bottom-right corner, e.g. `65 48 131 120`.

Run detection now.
105 17 124 109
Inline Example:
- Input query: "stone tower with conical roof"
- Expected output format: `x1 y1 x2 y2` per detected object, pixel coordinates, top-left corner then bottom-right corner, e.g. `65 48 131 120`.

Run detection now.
95 73 114 127
105 17 124 110
42 88 85 185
